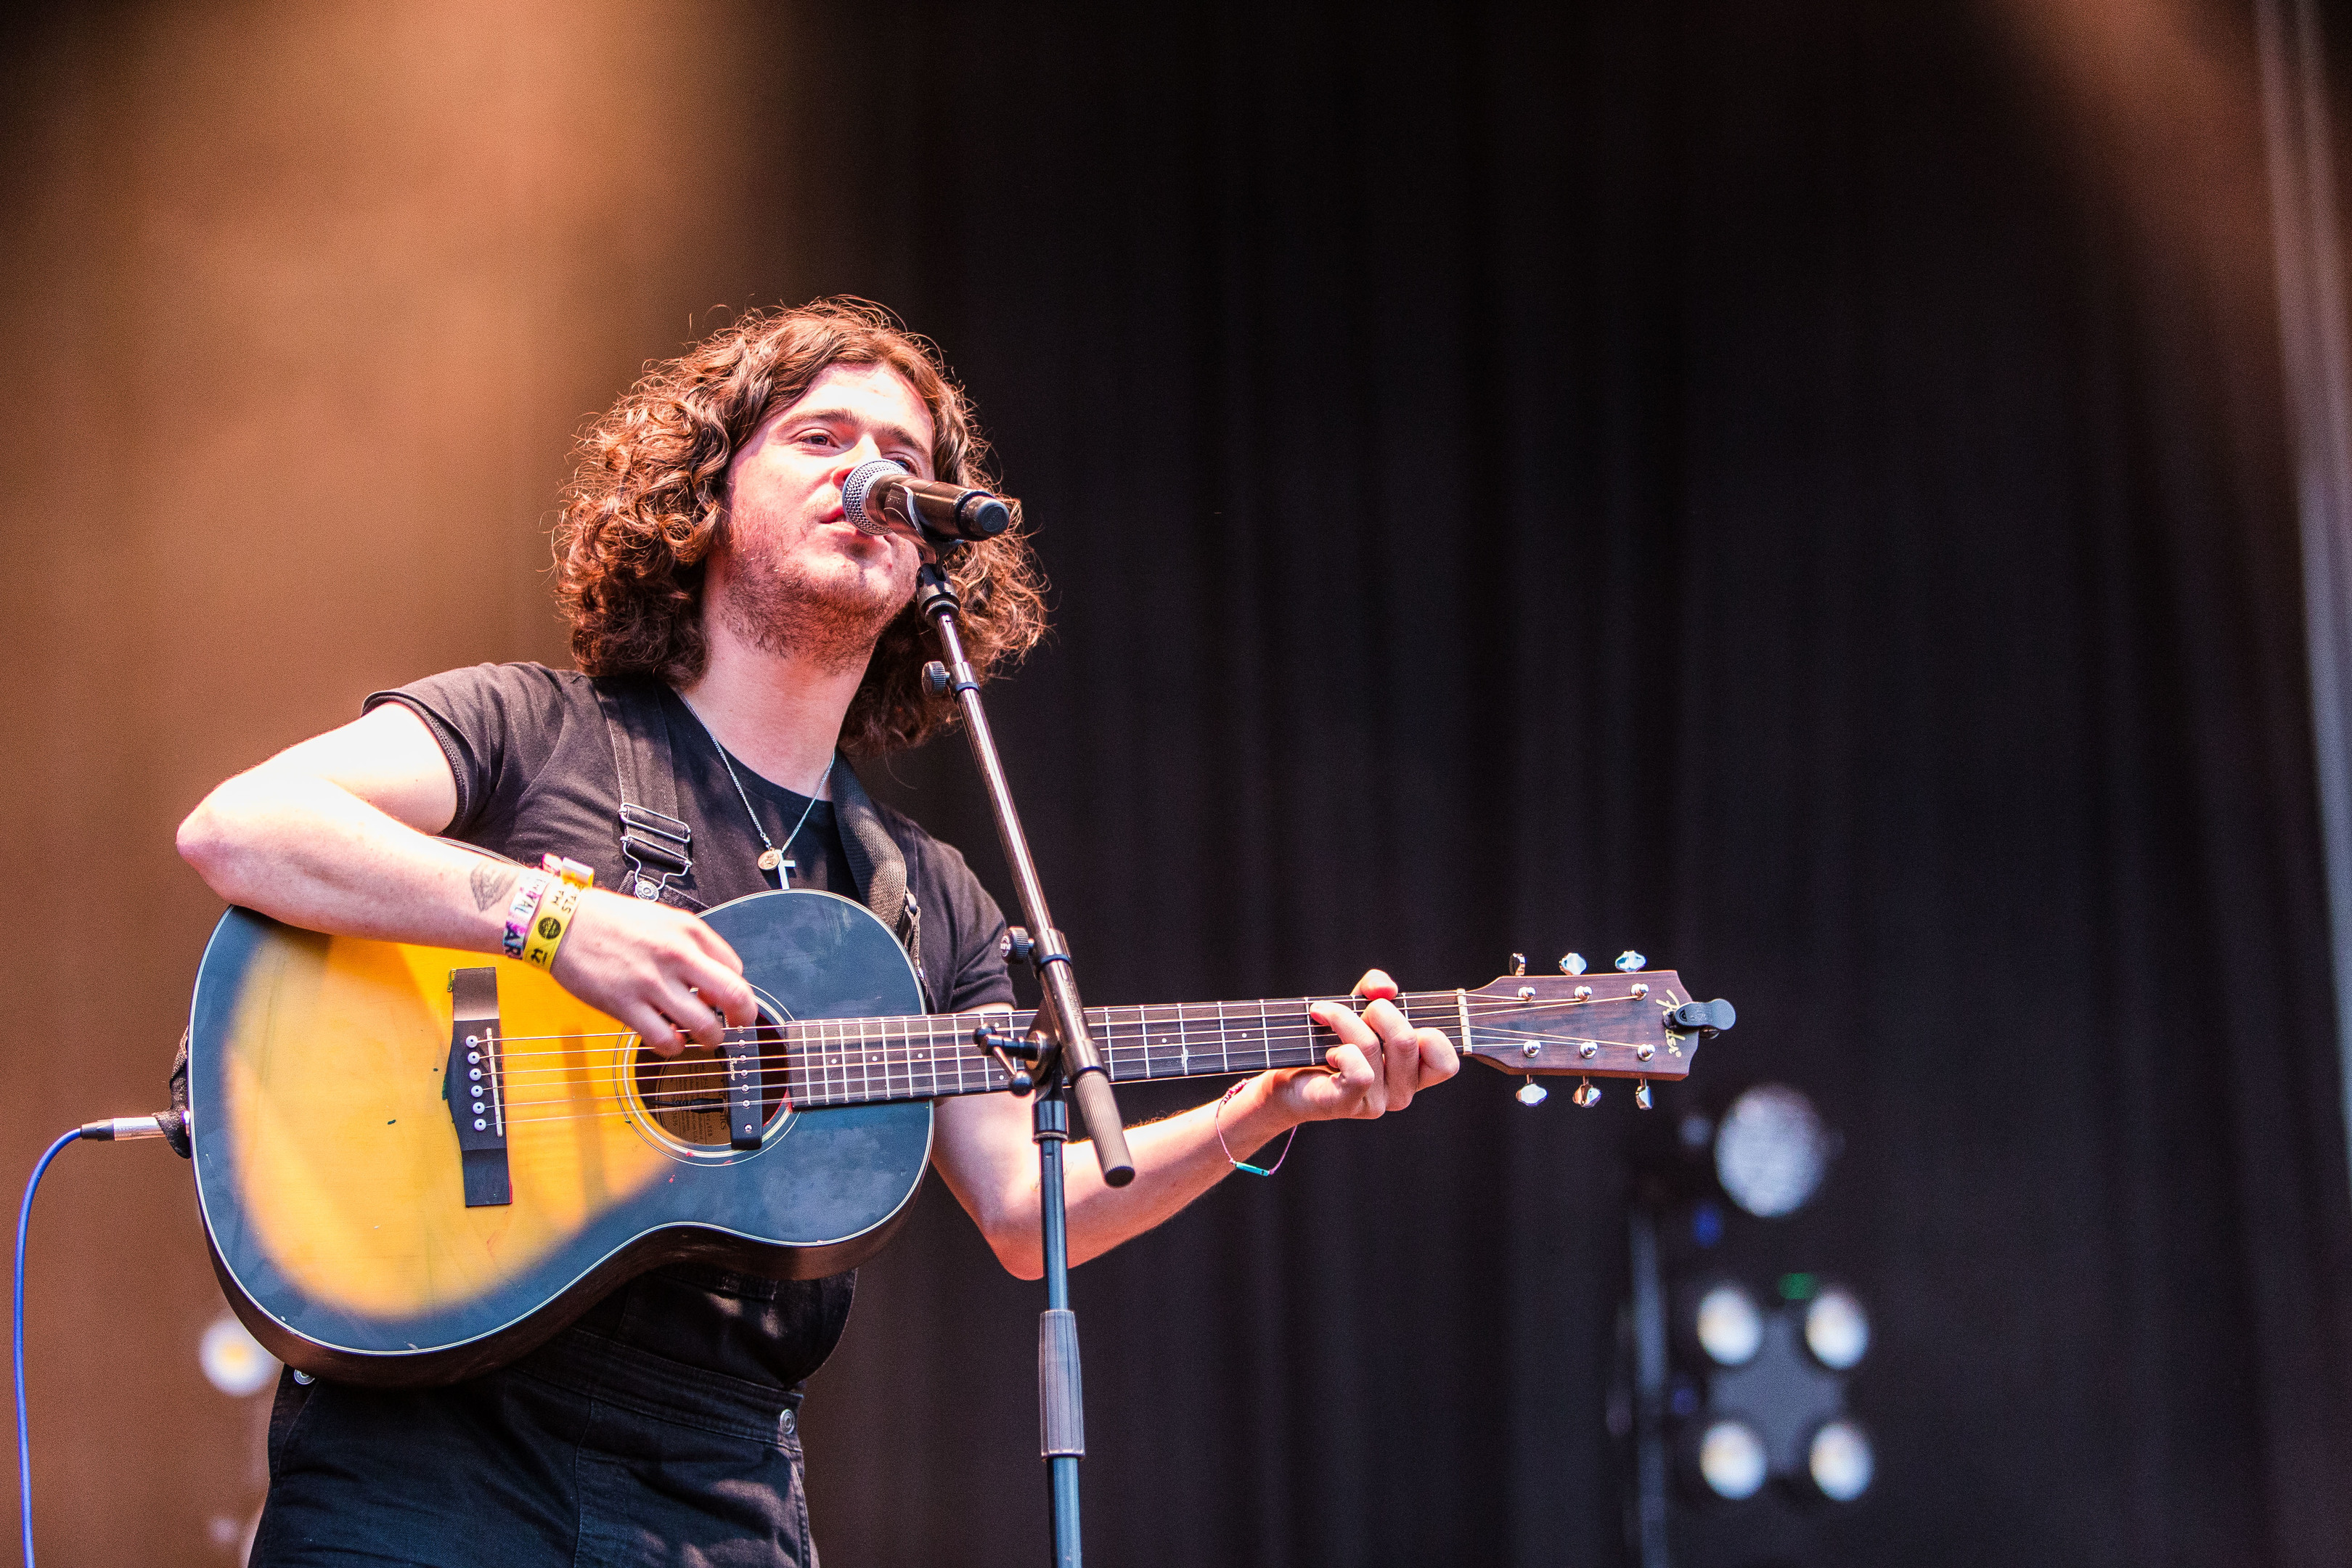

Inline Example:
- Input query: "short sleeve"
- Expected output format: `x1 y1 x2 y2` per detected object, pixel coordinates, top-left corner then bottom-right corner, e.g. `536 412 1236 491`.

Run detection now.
363 663 574 838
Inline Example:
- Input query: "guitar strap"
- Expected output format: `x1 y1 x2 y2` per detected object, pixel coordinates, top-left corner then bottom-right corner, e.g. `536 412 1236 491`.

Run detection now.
828 761 932 1009
592 675 930 1006
593 676 699 909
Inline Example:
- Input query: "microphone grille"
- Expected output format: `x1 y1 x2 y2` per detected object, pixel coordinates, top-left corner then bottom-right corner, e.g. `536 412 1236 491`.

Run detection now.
839 458 907 536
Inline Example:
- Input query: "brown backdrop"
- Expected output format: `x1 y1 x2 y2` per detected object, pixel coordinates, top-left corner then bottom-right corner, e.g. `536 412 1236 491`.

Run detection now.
0 2 780 1556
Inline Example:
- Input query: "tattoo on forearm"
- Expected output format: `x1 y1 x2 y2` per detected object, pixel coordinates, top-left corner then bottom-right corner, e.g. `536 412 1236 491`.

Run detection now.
470 862 517 913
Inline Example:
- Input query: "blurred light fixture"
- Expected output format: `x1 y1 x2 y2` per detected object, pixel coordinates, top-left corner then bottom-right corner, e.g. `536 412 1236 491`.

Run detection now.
1694 1416 1770 1500
1694 1282 1765 1367
1802 1284 1871 1371
1713 1084 1832 1217
1804 1417 1875 1502
200 1315 277 1397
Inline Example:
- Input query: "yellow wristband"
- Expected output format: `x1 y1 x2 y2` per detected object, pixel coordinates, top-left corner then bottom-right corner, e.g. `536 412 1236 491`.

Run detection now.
522 881 582 971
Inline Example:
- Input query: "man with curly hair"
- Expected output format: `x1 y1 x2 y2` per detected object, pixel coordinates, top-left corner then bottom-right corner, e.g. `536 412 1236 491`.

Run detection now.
178 299 1458 1567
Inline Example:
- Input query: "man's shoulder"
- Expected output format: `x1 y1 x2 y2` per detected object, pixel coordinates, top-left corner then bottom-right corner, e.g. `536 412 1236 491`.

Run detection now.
369 660 587 704
862 794 997 910
365 661 602 730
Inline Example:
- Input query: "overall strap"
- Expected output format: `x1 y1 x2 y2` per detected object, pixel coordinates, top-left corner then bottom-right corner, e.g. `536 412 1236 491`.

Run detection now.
591 676 696 906
830 759 931 1008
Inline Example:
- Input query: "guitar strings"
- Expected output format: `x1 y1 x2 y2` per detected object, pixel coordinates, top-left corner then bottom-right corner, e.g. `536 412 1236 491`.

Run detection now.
479 1026 1668 1101
468 1016 1678 1088
467 992 1683 1068
463 1029 1674 1090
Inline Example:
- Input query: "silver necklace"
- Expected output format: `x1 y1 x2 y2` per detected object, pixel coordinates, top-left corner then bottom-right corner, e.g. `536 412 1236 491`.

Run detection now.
676 695 830 889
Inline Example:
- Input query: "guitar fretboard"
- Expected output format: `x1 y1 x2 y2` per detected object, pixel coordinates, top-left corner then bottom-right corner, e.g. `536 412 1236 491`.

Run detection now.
768 991 1458 1110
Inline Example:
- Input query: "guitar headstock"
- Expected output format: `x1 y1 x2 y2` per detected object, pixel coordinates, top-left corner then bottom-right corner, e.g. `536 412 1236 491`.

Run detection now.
1455 954 1735 1105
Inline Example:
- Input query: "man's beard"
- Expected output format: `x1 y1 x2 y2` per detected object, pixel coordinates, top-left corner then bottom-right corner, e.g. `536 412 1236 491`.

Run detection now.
714 529 914 676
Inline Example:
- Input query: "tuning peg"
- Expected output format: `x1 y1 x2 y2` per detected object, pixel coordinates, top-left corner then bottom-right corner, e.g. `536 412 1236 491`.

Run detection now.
1561 952 1587 976
1573 1077 1602 1108
1615 950 1646 973
1509 952 1526 977
1635 1079 1653 1111
1515 1078 1548 1107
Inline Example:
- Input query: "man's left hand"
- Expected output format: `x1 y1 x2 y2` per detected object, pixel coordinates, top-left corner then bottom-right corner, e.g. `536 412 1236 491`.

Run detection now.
1271 968 1460 1122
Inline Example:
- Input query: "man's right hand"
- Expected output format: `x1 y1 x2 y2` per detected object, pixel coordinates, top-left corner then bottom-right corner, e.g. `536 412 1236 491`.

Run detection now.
549 889 758 1055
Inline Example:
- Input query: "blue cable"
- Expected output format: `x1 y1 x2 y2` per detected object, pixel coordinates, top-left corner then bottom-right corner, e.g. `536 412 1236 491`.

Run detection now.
15 1129 81 1568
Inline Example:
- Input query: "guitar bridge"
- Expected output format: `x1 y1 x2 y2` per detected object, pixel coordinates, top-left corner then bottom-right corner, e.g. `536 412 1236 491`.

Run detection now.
445 968 512 1206
719 1032 764 1151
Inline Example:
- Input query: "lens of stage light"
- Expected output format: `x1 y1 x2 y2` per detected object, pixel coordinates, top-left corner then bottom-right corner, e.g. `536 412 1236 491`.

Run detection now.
1807 1417 1875 1502
1714 1084 1830 1217
1696 1418 1769 1500
1804 1284 1871 1370
200 1315 277 1397
1695 1281 1765 1366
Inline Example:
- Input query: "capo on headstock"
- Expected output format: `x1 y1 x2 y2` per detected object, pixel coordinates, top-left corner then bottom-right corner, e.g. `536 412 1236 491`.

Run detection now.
1669 998 1738 1035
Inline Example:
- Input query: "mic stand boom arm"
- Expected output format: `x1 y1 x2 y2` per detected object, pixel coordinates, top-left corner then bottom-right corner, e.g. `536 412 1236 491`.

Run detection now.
915 561 1135 1185
915 560 1132 1568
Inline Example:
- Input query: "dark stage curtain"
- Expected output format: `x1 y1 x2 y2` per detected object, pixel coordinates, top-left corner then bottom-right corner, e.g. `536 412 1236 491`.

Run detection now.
713 2 2352 1564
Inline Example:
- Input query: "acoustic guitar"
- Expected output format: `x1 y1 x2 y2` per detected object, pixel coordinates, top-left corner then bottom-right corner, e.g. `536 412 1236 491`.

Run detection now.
184 887 1733 1386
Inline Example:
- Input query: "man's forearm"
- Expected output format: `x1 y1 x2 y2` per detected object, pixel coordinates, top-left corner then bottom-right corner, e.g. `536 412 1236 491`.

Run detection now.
954 1073 1302 1280
1061 1073 1299 1265
177 769 512 950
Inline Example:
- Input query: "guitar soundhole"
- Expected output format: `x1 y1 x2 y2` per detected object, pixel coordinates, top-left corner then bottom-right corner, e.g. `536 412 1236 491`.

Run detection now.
632 1018 790 1149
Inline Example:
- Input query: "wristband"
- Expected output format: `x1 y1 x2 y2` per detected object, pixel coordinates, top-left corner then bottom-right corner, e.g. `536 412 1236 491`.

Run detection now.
540 853 595 889
501 870 551 958
522 879 583 971
1214 1079 1298 1177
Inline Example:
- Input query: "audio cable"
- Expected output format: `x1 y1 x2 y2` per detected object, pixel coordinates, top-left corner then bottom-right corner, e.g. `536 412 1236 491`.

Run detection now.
15 1114 181 1568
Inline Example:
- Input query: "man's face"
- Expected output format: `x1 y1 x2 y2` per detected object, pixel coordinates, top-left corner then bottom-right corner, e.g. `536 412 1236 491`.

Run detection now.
711 361 936 671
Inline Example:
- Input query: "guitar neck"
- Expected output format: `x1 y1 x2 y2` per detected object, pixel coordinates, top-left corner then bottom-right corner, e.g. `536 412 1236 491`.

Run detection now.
770 991 1463 1111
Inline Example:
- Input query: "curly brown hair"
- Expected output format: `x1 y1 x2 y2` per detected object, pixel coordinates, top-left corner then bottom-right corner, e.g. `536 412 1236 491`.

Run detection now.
553 298 1048 755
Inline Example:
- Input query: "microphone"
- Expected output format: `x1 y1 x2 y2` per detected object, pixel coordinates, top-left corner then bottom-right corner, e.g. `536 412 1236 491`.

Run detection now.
840 458 1014 543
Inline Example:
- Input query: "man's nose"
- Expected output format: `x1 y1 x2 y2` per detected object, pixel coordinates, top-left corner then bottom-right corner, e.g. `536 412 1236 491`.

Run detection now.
827 436 898 485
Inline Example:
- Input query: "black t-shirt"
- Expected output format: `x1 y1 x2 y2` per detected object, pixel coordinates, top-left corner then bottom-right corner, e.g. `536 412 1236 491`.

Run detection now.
366 662 1015 1389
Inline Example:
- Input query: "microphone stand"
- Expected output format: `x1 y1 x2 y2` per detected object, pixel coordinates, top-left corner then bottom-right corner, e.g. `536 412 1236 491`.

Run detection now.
915 558 1134 1568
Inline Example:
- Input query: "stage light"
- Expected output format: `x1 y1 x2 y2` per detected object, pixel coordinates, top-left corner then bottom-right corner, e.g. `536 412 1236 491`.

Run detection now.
1713 1084 1831 1217
200 1315 277 1397
1694 1282 1765 1366
1694 1416 1770 1500
1805 1417 1875 1502
1802 1285 1871 1371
